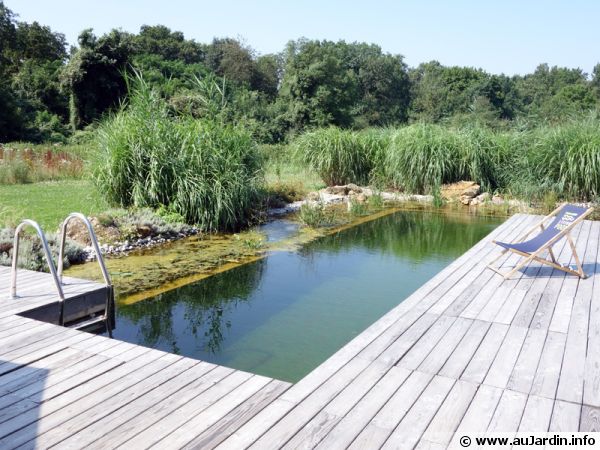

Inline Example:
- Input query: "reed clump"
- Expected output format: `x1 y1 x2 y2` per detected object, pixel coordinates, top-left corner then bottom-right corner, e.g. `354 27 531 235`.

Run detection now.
94 75 263 232
293 116 600 202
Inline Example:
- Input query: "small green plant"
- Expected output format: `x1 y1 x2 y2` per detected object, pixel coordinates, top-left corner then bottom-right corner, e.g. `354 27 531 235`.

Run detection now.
348 198 368 216
432 183 444 208
367 191 384 209
156 204 186 224
298 201 336 227
541 191 559 213
234 234 264 250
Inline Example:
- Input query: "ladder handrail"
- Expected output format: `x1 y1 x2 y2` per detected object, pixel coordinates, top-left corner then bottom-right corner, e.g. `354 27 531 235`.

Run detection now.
57 213 111 286
11 219 65 301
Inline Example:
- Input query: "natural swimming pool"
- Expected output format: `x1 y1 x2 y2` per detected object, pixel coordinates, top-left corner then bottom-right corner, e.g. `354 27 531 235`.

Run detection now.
109 210 502 382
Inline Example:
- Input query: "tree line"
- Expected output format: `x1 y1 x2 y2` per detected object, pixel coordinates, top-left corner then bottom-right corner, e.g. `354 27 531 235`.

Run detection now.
1 1 599 144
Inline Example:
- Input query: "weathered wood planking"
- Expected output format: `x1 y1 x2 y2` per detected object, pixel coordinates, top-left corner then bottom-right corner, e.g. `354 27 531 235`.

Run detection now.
0 213 597 449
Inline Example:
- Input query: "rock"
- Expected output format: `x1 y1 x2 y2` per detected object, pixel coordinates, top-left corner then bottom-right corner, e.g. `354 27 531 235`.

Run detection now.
461 184 480 198
325 185 349 195
136 225 154 238
492 195 504 205
476 192 491 202
441 181 478 201
306 191 321 201
470 198 481 206
458 183 480 206
346 183 362 194
355 193 368 203
460 195 473 205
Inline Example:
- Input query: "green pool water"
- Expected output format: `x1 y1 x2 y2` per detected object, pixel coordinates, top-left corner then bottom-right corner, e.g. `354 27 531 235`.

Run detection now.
110 210 502 382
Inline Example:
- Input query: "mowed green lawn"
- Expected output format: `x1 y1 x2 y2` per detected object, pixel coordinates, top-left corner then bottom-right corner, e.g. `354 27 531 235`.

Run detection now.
0 180 109 230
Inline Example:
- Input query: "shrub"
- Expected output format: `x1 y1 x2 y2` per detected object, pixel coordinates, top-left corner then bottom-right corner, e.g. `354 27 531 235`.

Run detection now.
379 124 506 194
94 75 263 232
298 201 336 227
294 127 385 186
0 228 86 272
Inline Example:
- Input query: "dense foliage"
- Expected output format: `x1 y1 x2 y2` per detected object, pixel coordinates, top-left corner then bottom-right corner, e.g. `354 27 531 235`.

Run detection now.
295 117 600 201
1 1 599 144
94 76 263 231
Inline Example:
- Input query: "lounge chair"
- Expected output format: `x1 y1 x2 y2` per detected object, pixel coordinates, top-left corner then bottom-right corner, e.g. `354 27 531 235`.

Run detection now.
487 203 594 279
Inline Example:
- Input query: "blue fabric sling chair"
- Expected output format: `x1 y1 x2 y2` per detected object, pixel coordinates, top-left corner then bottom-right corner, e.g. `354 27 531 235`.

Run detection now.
487 203 594 279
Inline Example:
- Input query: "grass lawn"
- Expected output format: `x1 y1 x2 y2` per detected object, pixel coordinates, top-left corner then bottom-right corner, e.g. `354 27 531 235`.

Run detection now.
265 161 325 194
0 180 109 230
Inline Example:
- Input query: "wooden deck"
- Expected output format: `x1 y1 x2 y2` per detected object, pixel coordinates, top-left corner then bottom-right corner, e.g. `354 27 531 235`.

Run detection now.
0 213 598 449
0 266 108 324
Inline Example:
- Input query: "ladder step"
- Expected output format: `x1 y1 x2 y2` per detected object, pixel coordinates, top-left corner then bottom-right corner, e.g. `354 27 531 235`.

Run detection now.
66 315 107 333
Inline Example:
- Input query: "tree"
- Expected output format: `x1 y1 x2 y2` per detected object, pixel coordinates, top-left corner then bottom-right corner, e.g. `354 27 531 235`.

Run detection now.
592 63 600 99
15 21 67 62
134 25 203 63
205 38 256 87
61 28 135 129
515 64 592 118
277 39 410 133
410 61 491 122
252 54 280 99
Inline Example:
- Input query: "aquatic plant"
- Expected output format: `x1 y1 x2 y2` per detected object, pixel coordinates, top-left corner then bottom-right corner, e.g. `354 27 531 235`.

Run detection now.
293 127 386 186
298 201 337 227
94 74 263 231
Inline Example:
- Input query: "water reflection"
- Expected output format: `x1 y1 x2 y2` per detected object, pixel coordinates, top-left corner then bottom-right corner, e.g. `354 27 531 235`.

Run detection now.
111 210 501 381
116 259 266 354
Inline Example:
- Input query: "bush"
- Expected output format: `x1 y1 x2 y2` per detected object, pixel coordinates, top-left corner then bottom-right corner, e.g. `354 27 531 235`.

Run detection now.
0 228 86 272
294 127 386 186
94 75 263 231
298 201 336 227
379 124 505 194
525 119 600 200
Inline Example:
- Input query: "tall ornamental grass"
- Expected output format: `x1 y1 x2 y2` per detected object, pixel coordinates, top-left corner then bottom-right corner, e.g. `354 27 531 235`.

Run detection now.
94 77 263 231
380 124 510 193
519 119 600 200
293 127 387 186
293 117 600 202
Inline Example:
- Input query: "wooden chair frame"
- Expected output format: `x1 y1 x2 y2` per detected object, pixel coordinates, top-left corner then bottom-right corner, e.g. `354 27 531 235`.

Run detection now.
487 203 594 280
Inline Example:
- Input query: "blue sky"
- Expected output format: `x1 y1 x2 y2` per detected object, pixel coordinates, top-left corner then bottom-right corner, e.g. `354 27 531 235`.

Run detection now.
5 0 599 76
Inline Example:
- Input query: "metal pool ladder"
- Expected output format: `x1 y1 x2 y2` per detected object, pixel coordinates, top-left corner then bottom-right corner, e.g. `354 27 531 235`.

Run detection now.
10 213 114 336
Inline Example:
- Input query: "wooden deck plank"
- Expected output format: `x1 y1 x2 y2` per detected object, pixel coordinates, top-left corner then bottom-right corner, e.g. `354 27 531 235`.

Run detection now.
120 370 255 449
347 371 434 449
556 220 599 404
460 323 509 384
483 326 528 389
85 365 234 449
314 366 411 450
438 320 491 379
549 400 581 432
518 395 554 432
420 379 478 446
49 360 217 449
418 317 472 375
582 222 600 407
281 360 393 449
506 328 547 394
455 385 503 433
580 405 600 432
381 375 455 450
486 389 527 432
530 331 567 399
